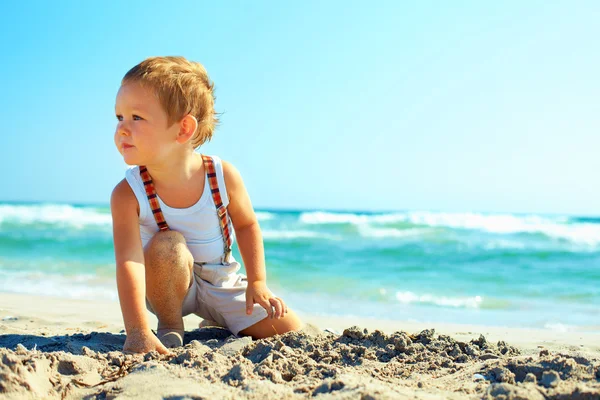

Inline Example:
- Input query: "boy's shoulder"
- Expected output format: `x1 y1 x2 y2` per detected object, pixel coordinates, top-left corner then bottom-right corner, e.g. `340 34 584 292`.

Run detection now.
220 159 244 192
111 166 143 202
110 178 138 215
203 154 241 189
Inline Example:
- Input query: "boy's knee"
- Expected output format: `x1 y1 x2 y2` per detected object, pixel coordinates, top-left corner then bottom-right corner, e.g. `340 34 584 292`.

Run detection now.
150 230 186 245
145 230 190 262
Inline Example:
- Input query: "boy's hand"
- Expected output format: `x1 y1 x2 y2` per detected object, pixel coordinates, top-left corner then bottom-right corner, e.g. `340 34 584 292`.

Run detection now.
245 281 288 319
123 329 171 355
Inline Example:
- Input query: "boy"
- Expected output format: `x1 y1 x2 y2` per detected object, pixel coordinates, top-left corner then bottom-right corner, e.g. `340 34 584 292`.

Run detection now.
110 56 302 354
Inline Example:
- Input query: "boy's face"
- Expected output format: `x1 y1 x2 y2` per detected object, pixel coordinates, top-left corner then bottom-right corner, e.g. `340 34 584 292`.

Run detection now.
114 82 178 166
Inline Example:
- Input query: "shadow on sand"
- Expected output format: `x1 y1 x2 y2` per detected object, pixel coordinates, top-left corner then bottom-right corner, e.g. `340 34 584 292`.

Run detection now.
0 327 233 354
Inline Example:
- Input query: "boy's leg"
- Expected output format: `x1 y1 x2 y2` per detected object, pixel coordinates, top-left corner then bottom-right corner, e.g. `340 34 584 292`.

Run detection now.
144 230 194 347
238 308 303 339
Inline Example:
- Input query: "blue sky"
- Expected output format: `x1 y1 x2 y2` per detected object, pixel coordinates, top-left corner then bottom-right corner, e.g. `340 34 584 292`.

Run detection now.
1 1 598 215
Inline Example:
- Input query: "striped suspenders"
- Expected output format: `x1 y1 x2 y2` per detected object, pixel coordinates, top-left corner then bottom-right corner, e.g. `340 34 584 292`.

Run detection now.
139 166 169 232
138 155 233 257
201 155 234 256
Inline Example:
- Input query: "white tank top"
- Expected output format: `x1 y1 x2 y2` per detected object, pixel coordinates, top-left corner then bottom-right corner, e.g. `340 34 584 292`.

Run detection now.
124 155 235 263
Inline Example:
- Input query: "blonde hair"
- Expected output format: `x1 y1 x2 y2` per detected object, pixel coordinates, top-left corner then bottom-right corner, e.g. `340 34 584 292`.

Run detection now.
122 56 219 148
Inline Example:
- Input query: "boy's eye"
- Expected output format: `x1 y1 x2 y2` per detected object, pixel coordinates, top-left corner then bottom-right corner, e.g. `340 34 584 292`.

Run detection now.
115 114 143 121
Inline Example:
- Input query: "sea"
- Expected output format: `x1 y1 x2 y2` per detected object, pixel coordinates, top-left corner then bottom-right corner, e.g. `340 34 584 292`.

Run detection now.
1 202 599 332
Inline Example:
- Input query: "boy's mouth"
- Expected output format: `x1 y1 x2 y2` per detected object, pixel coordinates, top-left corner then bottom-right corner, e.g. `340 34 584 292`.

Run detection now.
122 144 134 150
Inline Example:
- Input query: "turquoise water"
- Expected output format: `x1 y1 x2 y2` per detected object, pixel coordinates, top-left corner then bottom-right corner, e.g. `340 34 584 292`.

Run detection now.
1 202 599 331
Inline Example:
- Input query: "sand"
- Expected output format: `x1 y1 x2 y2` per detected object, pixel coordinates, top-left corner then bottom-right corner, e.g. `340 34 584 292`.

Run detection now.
1 293 600 399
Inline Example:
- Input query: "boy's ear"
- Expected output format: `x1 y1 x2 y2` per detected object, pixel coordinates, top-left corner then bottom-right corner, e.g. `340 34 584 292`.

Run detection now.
176 114 198 144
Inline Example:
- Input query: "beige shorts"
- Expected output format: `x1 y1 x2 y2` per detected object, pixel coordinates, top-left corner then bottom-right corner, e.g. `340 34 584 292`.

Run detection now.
146 255 269 336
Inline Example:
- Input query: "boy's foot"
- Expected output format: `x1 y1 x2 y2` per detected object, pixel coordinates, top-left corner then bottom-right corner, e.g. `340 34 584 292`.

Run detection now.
156 328 184 348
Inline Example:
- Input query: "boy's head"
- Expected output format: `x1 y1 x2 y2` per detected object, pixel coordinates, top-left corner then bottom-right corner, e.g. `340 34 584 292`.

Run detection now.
121 56 219 148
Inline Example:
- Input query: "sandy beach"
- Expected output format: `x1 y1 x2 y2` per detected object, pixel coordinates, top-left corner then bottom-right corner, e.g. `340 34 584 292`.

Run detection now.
1 293 599 399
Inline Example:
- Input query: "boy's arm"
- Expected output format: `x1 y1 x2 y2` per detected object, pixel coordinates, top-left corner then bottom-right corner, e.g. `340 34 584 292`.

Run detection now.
110 180 153 335
222 161 266 284
222 161 286 318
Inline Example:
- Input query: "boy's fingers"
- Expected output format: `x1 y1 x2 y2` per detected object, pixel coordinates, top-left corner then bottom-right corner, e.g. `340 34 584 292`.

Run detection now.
270 297 284 319
278 298 288 315
246 296 254 315
259 299 274 318
276 297 287 317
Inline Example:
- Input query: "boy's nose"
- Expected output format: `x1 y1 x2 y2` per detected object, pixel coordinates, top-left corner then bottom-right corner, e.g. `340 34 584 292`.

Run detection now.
117 123 131 136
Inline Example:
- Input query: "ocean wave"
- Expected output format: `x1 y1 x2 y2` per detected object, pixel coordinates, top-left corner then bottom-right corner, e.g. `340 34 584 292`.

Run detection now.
0 204 276 230
255 211 276 221
299 211 600 245
0 204 112 228
480 239 527 250
0 270 117 301
357 226 432 239
405 212 600 246
395 291 483 309
544 323 576 333
571 217 600 224
261 230 341 240
299 211 407 225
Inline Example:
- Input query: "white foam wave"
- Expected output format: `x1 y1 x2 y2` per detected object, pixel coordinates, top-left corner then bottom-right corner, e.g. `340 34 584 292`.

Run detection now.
261 230 340 240
395 291 483 309
0 204 111 228
300 211 408 225
405 212 600 246
357 226 431 239
0 204 274 229
299 211 600 245
481 239 527 250
0 270 117 301
255 211 275 221
544 323 575 333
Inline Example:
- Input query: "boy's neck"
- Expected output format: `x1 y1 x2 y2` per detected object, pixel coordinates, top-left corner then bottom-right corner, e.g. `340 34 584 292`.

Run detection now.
143 151 203 186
